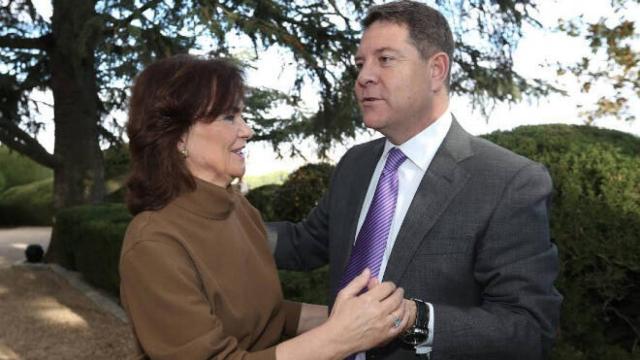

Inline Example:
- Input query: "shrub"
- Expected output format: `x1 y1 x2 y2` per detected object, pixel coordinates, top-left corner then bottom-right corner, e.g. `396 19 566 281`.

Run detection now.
103 144 130 180
0 145 52 190
273 163 335 222
484 124 640 360
0 172 6 193
245 184 281 221
52 203 131 296
0 178 54 226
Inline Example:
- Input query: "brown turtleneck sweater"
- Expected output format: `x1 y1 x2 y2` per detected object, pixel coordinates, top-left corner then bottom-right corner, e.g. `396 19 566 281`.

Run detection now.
120 179 301 360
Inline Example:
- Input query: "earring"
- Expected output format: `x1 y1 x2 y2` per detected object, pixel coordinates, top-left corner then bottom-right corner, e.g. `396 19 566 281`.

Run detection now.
179 147 189 158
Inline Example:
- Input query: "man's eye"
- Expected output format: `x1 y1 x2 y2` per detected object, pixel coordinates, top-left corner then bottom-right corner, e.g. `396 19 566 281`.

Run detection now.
380 56 394 64
355 62 363 70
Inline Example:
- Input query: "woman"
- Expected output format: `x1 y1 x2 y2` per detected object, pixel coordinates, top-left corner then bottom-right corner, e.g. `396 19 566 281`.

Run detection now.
120 54 410 360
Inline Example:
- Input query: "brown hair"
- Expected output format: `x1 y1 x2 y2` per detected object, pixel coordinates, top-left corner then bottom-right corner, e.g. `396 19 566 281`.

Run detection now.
125 54 244 215
363 0 454 87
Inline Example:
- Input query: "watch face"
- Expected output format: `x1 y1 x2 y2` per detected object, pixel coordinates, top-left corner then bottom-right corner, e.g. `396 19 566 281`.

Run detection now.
402 331 428 346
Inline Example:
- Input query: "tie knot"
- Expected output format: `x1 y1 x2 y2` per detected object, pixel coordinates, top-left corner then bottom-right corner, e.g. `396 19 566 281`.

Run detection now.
383 148 407 173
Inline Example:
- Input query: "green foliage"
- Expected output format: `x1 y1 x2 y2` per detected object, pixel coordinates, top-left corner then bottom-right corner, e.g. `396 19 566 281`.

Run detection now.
2 0 562 164
103 144 130 180
246 184 281 222
557 0 640 123
52 203 132 296
0 177 53 226
273 163 335 222
278 266 330 304
484 124 640 360
0 145 52 191
103 144 130 203
0 171 5 193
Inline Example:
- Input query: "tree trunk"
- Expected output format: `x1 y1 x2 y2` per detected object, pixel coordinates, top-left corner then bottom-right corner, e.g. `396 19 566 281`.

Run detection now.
44 0 105 265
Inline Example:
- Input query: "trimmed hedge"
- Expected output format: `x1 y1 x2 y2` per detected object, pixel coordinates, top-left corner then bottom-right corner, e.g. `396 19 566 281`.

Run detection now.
0 145 130 226
0 145 52 192
245 184 280 221
484 124 640 360
52 203 131 296
272 163 335 222
0 178 54 226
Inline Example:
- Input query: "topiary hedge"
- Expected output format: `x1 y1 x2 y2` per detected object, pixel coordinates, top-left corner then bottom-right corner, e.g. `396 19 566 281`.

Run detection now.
0 178 54 226
245 184 281 221
272 163 335 222
483 124 640 360
52 203 131 296
0 145 52 192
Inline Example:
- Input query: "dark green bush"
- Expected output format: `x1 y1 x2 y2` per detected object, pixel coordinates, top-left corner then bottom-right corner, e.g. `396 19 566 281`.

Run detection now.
484 124 640 360
0 178 54 226
246 184 281 221
0 172 6 193
104 143 130 180
53 203 131 296
273 163 335 222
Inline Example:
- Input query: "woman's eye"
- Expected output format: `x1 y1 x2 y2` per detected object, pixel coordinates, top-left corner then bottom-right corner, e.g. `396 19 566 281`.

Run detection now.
223 114 235 122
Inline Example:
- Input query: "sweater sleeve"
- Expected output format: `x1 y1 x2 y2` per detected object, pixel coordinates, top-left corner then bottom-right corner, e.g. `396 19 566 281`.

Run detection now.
281 300 302 336
120 239 277 360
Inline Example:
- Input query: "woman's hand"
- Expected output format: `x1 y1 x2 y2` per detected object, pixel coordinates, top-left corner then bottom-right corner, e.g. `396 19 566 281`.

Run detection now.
324 268 409 356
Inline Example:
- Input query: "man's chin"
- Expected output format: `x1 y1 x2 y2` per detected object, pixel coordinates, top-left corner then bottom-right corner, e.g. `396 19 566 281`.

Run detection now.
362 116 386 131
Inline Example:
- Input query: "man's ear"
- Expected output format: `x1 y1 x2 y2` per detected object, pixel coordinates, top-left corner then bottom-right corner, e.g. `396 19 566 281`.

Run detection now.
429 52 449 92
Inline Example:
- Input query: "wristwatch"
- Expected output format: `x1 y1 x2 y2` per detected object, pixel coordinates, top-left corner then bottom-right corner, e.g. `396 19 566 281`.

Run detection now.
402 298 429 347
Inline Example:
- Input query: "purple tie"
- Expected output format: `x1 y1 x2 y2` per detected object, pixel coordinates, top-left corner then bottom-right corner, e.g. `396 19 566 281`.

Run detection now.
339 147 407 290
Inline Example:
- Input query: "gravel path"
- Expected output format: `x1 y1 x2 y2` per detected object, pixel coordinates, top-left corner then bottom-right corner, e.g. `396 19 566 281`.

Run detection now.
0 228 136 359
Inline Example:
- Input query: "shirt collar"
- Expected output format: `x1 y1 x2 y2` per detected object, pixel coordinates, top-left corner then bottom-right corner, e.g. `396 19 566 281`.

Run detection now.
383 108 453 171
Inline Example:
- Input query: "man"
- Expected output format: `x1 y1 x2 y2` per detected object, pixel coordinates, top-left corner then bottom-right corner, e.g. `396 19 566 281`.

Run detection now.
269 1 562 359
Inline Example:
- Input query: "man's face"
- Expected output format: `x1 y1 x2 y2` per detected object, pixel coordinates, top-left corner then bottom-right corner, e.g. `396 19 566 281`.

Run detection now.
354 21 434 144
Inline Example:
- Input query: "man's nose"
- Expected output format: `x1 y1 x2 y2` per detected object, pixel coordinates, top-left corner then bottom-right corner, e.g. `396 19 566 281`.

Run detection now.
356 62 378 87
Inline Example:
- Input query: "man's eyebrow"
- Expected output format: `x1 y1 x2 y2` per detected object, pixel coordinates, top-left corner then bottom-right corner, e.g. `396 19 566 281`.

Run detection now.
354 47 402 61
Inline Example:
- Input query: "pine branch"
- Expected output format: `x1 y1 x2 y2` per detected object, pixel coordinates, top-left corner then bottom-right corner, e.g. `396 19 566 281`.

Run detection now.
0 34 50 50
0 117 59 169
102 0 164 34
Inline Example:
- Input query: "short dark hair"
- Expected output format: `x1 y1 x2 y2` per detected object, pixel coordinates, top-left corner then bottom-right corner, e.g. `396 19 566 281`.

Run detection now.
125 54 244 215
363 0 454 86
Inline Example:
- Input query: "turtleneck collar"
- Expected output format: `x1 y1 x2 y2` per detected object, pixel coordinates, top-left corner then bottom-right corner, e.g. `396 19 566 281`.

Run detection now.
171 178 236 219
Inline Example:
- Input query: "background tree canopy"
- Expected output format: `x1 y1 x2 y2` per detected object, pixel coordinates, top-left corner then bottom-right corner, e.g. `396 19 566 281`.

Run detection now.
556 0 639 124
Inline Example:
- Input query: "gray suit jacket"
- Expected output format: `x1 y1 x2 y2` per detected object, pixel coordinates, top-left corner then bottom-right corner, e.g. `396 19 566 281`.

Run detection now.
271 120 562 359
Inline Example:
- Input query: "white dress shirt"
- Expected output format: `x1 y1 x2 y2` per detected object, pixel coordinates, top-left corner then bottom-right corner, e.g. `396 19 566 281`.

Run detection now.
353 109 452 359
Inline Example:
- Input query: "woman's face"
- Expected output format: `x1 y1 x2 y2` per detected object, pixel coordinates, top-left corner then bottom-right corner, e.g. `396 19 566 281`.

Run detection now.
180 108 253 187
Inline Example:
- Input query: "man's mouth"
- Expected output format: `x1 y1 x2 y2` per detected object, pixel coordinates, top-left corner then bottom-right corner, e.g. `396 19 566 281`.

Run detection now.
361 96 382 103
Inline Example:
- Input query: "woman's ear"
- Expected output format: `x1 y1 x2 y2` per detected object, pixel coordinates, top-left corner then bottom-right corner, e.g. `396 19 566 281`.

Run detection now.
177 133 189 158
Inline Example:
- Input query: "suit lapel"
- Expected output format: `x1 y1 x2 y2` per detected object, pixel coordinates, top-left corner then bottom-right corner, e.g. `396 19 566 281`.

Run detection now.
383 120 473 284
